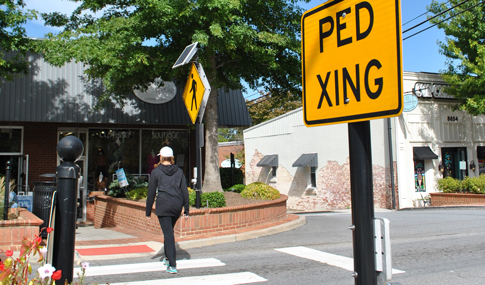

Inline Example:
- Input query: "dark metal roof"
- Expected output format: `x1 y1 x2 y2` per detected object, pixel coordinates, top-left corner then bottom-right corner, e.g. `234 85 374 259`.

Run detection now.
0 52 251 127
218 89 252 127
413 147 438 160
292 153 318 167
257 155 278 167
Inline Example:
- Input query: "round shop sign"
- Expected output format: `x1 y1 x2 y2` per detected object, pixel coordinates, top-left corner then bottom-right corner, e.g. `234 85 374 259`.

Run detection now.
133 78 177 104
403 94 418 112
221 159 242 168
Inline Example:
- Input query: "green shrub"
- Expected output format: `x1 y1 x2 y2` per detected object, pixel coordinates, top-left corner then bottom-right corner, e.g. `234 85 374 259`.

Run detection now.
241 182 280 200
461 175 485 194
126 187 148 200
437 177 461 193
224 184 246 193
188 190 226 208
220 168 244 189
109 173 148 198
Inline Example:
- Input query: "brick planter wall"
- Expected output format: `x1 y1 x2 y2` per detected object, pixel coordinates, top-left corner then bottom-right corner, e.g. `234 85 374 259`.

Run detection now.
430 193 485 206
93 194 288 238
0 209 43 251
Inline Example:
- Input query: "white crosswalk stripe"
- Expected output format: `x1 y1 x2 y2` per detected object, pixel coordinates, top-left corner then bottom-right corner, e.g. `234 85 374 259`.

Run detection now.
74 258 267 284
74 258 225 277
275 246 405 274
109 272 267 285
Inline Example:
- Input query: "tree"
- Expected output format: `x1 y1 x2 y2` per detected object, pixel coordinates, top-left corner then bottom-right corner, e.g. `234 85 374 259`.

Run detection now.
218 128 244 142
428 0 485 115
0 0 37 82
39 0 305 192
248 91 301 125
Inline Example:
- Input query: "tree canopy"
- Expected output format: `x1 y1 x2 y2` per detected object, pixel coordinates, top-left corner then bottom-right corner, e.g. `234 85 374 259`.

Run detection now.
39 0 307 192
0 0 37 82
248 91 301 125
428 0 485 115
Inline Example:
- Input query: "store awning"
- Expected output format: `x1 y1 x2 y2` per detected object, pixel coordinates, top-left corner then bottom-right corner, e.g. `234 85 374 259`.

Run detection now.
413 147 438 160
257 155 278 167
292 153 318 167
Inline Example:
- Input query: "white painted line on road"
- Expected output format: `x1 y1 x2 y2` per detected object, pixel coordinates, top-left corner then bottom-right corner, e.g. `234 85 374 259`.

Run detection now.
74 258 225 277
275 246 405 274
108 272 267 285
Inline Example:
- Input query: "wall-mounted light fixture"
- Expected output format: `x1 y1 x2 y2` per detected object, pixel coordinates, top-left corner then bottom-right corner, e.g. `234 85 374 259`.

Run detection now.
470 160 476 172
439 161 445 172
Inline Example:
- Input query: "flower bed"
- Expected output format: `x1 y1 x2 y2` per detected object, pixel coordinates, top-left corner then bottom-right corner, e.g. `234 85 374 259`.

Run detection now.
430 192 485 206
0 208 43 251
92 193 288 238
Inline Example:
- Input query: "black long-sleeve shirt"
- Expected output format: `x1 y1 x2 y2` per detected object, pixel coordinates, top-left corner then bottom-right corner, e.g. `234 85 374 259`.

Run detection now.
146 164 189 217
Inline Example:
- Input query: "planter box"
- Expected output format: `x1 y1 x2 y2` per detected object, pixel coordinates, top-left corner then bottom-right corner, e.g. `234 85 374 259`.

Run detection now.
0 208 43 251
430 192 485 206
93 194 288 238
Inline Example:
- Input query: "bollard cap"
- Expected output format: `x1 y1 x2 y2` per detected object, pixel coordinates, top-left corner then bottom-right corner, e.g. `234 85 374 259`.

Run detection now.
57 136 84 162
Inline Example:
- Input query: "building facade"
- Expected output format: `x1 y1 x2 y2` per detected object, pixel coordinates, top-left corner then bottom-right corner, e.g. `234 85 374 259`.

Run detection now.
396 71 485 208
244 71 485 211
0 52 251 218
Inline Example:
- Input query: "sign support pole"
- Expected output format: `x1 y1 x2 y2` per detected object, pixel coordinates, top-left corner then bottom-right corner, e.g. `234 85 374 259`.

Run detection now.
348 121 376 285
195 120 204 209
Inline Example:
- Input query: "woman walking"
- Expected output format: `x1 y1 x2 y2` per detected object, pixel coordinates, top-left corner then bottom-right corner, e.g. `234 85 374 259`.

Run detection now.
146 146 189 274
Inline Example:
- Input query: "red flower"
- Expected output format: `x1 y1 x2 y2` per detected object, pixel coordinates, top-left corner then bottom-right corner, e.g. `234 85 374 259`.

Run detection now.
0 263 4 271
5 250 13 257
51 270 62 281
46 227 53 234
34 236 42 243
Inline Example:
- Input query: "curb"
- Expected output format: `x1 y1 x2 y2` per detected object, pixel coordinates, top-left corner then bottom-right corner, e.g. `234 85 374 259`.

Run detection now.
177 215 307 249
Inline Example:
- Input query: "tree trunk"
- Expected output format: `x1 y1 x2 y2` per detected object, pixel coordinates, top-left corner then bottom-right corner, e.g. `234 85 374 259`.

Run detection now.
202 51 223 193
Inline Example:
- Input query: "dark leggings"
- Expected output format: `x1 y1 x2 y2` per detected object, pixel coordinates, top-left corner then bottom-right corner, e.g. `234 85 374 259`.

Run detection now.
158 215 180 267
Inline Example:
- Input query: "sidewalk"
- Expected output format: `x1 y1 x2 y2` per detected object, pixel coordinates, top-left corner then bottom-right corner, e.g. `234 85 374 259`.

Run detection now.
74 214 305 261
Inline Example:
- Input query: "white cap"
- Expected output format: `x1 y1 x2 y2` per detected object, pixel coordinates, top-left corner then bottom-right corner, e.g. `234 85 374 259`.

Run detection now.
158 146 173 157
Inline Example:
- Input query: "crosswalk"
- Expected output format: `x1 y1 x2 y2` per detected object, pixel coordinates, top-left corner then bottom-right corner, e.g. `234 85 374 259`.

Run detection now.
75 246 405 284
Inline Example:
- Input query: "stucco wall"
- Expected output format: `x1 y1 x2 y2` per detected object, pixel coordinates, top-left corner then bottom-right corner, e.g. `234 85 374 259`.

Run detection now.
244 109 397 211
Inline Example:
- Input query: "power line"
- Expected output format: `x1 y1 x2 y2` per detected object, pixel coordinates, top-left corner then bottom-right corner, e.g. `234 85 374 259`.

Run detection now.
402 0 470 34
403 0 485 41
402 0 452 27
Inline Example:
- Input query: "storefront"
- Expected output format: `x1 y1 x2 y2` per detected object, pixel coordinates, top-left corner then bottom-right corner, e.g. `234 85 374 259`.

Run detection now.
396 71 485 208
0 51 251 219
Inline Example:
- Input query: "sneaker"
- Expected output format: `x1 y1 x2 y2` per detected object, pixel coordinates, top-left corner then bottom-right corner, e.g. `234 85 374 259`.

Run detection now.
166 266 177 274
162 258 169 267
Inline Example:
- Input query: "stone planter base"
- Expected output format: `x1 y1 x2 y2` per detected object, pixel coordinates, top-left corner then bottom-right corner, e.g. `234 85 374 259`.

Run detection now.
430 192 485 206
93 194 288 238
0 208 43 251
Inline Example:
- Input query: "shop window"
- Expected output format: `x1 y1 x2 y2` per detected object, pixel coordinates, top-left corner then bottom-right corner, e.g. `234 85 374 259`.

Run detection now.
478 146 485 175
141 130 190 177
0 127 22 154
414 160 426 192
88 129 140 189
310 167 317 188
441 147 467 180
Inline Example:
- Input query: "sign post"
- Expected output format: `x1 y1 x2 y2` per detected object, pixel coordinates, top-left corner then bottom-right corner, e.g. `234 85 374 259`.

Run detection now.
173 43 211 209
301 0 402 284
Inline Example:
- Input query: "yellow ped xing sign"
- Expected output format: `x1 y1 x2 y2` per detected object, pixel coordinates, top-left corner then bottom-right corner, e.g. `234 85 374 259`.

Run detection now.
182 63 211 124
301 0 403 127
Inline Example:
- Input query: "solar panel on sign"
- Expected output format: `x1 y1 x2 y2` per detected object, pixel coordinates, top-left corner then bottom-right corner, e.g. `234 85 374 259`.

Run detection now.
172 42 198 69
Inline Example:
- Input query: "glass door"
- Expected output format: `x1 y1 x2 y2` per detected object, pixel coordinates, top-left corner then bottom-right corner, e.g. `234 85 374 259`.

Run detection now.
442 147 467 180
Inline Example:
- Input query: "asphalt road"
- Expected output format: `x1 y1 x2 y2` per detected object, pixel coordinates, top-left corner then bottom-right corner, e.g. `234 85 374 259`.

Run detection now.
82 207 485 284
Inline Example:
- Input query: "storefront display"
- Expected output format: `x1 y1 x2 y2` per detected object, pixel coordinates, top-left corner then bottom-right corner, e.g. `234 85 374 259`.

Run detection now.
87 128 190 192
414 160 426 192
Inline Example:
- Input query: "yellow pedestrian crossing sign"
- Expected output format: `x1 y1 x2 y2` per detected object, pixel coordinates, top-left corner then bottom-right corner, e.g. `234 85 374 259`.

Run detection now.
182 63 210 124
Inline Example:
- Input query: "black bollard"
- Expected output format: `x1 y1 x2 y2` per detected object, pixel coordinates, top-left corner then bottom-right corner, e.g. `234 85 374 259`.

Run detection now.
4 161 11 220
52 136 83 284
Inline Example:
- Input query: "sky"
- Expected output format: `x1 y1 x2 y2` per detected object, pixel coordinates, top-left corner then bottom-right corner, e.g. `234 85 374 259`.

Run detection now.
21 0 449 96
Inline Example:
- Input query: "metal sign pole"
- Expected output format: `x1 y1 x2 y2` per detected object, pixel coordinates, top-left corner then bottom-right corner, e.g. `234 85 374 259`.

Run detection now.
195 120 204 208
348 121 376 285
